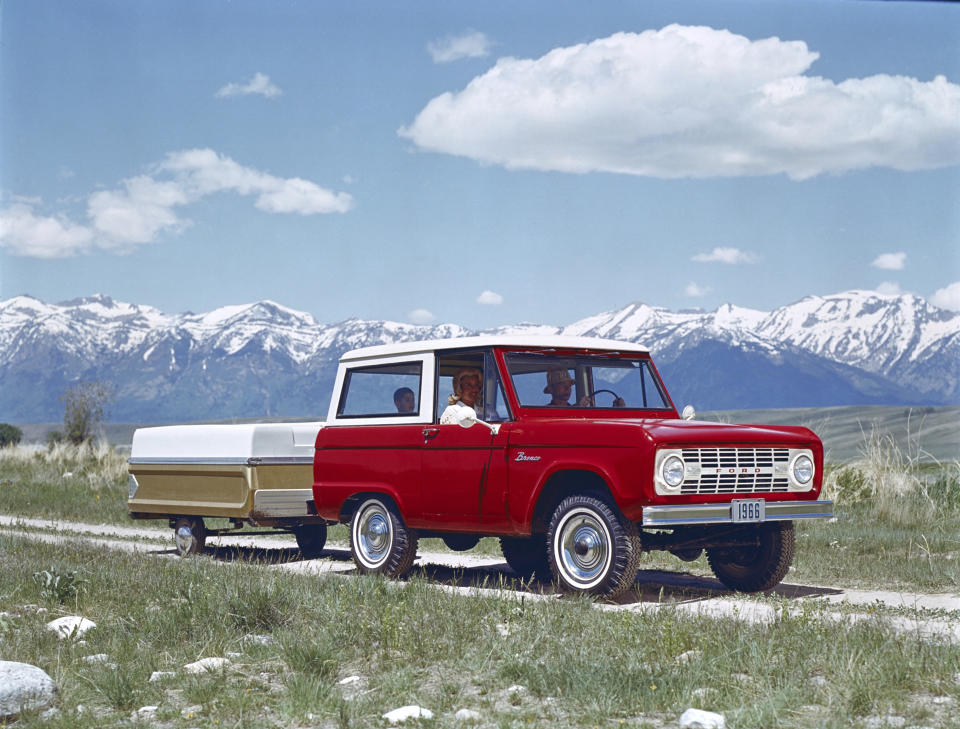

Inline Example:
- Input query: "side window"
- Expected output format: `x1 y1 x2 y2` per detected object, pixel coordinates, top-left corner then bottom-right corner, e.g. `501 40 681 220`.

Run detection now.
435 351 486 422
337 361 422 418
483 351 511 422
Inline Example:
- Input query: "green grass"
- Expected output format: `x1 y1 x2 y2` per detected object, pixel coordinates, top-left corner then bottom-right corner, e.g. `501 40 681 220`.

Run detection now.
1 535 958 728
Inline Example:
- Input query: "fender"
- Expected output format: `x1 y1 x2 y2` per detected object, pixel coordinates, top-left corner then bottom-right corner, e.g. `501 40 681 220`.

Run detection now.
514 458 625 531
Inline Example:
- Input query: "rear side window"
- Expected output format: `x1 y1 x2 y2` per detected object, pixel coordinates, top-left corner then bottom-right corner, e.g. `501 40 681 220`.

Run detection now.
337 361 422 418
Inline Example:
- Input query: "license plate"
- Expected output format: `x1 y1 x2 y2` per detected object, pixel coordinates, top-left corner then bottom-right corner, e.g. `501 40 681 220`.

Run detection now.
731 499 765 523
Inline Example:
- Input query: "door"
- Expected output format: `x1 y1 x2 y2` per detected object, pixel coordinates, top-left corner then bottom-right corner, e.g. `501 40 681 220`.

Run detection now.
421 349 512 529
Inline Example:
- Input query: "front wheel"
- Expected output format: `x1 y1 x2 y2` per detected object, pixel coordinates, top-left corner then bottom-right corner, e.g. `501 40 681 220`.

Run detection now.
547 494 641 597
707 522 795 592
294 524 328 558
349 497 418 578
174 517 206 556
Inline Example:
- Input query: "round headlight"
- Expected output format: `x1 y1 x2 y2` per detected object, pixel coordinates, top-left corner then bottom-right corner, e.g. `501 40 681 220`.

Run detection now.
792 454 813 485
662 455 685 489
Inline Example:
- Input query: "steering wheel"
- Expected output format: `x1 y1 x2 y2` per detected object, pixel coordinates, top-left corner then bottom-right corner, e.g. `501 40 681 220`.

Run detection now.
586 389 622 405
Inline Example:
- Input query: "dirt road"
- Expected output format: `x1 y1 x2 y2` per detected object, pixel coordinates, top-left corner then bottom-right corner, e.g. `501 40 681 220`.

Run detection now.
2 514 957 642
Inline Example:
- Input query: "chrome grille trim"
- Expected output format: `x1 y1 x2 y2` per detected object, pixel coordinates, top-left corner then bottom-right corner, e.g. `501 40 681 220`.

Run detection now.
680 447 790 495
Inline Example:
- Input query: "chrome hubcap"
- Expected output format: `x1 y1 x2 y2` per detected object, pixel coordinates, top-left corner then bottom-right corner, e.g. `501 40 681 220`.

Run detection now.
356 502 392 567
557 509 611 587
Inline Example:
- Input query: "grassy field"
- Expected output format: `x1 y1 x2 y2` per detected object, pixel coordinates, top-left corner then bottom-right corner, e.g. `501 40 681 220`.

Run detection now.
0 433 958 727
1 535 958 729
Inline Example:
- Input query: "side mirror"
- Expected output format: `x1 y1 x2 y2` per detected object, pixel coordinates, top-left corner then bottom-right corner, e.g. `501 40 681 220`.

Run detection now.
681 405 696 421
455 406 501 435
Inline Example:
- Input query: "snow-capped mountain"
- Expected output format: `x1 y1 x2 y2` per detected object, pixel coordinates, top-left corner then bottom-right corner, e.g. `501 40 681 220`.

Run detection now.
0 290 956 422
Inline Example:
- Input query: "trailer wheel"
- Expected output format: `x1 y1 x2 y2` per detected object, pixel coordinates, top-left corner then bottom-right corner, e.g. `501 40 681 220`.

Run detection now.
707 522 795 593
547 494 641 598
349 497 418 578
294 524 328 558
499 535 550 578
173 517 206 556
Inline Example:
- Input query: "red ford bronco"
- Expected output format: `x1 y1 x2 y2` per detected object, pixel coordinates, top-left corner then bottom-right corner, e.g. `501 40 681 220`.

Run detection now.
312 335 832 597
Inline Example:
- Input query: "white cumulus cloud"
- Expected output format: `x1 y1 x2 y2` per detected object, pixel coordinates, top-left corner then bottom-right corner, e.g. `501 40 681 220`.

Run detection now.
0 201 93 258
427 31 491 63
477 290 503 305
685 282 711 297
930 281 960 311
1 149 352 258
692 247 758 264
215 72 282 98
871 251 907 271
400 25 960 179
409 308 436 324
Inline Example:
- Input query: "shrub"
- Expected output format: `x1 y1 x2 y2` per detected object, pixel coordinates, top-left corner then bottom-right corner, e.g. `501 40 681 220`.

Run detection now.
0 423 22 447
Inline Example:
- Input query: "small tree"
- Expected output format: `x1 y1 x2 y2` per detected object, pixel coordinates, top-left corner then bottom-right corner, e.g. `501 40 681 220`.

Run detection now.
0 424 22 447
60 382 115 445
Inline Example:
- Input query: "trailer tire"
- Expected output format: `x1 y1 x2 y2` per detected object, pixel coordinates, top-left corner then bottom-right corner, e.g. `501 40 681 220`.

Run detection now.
349 497 418 578
294 524 328 558
707 521 795 593
173 517 206 556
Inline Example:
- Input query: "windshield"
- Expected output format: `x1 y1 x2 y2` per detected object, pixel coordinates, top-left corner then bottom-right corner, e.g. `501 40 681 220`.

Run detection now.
504 352 672 410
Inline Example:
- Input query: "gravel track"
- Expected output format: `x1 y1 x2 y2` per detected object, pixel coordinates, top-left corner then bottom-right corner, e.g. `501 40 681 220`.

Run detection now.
2 514 957 642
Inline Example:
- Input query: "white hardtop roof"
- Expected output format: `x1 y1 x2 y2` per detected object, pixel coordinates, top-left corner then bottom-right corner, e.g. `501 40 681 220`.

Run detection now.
341 335 649 362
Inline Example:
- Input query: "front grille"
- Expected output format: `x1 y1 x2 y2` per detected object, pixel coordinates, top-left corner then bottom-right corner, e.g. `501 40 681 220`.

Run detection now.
680 447 790 495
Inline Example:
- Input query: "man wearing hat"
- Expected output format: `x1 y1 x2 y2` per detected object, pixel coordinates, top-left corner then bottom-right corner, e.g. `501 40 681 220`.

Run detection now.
544 368 586 407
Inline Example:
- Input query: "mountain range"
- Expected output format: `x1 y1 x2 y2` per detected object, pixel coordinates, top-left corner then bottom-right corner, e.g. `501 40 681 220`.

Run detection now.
1 290 957 423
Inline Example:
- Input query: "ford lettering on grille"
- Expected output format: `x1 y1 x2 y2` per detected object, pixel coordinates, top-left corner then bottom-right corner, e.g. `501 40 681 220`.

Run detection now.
681 448 790 494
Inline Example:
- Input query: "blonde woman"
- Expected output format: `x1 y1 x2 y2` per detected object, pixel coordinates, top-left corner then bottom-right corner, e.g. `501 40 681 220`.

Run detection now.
439 368 482 424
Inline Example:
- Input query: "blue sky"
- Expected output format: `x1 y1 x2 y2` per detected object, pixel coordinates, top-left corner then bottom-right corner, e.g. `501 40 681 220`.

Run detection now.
1 0 958 329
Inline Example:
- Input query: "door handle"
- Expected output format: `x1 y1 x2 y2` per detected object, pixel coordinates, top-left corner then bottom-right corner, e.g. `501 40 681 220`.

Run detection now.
422 427 440 441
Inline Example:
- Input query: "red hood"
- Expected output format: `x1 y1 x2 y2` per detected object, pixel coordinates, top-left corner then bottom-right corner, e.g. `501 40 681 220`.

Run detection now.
636 418 820 447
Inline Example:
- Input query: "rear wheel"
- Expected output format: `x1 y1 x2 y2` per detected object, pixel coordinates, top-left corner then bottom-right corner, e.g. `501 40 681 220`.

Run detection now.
499 535 550 578
294 524 328 558
173 517 206 556
707 522 795 592
349 497 418 578
547 494 641 597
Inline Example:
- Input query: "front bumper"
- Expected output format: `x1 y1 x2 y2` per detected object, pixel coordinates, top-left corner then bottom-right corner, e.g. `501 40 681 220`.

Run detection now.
641 499 833 527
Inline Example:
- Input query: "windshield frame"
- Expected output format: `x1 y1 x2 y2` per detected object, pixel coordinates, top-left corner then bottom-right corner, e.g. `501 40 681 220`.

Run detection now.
497 347 677 417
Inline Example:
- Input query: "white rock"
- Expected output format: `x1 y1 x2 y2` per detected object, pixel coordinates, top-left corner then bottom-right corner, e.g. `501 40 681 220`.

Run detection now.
226 652 242 659
680 708 726 729
455 708 481 721
0 660 57 716
149 671 176 682
809 675 828 687
932 696 955 705
338 675 361 685
81 653 110 664
243 634 275 646
382 705 434 723
46 616 96 639
184 657 230 674
676 650 702 665
506 684 526 693
495 623 510 637
131 705 158 721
